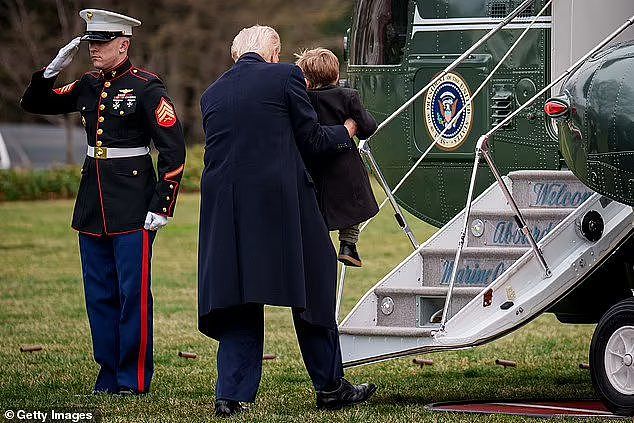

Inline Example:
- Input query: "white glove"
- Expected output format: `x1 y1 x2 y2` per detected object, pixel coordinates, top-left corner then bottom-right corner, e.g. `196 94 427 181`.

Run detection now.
144 212 169 231
44 37 81 78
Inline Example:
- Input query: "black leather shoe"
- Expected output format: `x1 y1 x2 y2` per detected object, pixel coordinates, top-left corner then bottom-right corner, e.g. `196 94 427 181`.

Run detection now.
316 378 377 410
118 388 147 396
91 389 115 395
338 242 363 267
215 399 245 417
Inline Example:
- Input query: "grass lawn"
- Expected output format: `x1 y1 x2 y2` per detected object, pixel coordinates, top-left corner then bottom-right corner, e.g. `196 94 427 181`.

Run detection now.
0 191 603 422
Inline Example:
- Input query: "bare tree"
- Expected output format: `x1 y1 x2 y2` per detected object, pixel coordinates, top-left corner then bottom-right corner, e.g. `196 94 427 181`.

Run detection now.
56 0 83 164
0 0 354 147
0 0 88 165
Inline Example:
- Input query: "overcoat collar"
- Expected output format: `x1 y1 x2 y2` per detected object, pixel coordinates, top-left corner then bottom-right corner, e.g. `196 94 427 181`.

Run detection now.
237 52 267 63
309 84 338 91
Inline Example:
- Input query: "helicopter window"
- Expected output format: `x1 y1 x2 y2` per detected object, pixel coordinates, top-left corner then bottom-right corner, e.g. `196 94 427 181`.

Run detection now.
490 2 508 18
489 1 540 18
350 0 409 65
518 4 535 17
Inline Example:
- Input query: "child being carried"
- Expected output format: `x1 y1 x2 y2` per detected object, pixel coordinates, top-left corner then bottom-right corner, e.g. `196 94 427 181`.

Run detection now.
296 48 379 267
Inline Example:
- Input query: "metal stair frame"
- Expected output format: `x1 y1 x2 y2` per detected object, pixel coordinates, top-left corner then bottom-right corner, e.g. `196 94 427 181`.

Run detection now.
339 178 510 331
339 190 634 367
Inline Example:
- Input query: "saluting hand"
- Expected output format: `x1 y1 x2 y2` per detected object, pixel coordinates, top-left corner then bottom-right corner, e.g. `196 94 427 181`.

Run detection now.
144 212 169 231
44 37 82 78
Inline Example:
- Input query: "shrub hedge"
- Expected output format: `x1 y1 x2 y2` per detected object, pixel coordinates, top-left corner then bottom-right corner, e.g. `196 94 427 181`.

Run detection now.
0 145 205 202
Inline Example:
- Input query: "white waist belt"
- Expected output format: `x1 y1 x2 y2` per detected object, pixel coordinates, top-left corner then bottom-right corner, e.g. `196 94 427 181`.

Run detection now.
87 146 150 159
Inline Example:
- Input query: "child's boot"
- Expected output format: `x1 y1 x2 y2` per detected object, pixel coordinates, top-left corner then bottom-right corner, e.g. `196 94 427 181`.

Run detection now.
338 241 362 267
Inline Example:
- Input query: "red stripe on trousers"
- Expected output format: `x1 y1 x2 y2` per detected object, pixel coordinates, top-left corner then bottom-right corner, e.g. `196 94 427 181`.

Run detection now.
137 230 150 392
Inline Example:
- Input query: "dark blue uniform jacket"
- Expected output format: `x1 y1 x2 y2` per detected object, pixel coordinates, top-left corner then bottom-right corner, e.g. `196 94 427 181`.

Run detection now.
198 53 353 334
21 59 186 235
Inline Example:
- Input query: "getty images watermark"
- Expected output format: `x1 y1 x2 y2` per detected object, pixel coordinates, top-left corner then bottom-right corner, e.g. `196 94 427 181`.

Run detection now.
3 409 100 422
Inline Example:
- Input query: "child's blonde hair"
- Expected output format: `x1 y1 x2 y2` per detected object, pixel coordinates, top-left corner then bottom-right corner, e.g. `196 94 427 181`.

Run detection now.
295 48 339 88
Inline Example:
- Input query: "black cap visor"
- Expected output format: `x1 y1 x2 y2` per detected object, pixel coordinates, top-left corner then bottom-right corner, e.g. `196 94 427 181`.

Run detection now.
81 31 126 42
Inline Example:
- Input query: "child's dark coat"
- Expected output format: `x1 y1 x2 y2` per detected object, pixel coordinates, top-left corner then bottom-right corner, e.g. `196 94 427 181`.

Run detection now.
306 85 379 230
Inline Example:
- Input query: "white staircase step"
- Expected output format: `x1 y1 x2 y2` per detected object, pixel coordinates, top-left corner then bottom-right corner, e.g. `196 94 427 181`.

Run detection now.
421 247 528 287
339 325 436 337
466 208 575 247
374 286 483 327
508 170 594 208
374 286 483 296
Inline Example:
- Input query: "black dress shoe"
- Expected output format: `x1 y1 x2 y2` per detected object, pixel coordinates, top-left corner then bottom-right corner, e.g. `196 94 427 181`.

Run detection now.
338 242 363 267
316 378 377 410
118 388 147 396
215 399 245 417
91 389 115 395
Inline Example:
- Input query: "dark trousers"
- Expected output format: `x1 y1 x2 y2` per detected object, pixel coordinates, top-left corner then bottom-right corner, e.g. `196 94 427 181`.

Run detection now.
339 223 360 244
78 230 155 393
215 304 344 402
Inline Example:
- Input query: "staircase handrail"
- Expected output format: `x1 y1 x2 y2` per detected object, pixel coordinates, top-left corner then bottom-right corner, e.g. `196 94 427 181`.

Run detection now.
439 12 634 331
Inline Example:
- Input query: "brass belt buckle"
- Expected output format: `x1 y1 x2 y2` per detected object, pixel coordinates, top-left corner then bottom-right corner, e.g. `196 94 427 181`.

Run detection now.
95 146 107 159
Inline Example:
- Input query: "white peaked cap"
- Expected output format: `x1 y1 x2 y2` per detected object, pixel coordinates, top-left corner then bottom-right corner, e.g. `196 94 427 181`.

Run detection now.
79 9 141 37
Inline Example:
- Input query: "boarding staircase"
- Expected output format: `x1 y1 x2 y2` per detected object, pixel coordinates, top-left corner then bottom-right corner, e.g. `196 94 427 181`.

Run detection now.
336 0 634 369
338 170 634 365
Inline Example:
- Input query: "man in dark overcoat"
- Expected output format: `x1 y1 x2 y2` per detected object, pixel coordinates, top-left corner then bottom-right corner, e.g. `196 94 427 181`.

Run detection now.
198 25 376 416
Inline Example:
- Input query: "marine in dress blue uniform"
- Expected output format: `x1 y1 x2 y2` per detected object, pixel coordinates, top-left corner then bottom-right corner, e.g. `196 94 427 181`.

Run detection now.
20 9 186 394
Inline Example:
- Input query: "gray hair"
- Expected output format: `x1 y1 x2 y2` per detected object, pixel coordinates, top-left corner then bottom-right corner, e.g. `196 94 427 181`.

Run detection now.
230 25 281 62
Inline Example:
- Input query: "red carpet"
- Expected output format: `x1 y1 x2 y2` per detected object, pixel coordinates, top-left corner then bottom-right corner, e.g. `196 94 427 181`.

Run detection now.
427 400 626 418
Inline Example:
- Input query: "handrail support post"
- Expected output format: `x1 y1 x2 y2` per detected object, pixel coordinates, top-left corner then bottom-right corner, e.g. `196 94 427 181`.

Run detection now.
479 137 552 278
439 135 488 331
359 142 421 251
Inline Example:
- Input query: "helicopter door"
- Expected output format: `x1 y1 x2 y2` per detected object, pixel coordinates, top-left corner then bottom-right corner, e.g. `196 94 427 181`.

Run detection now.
349 0 409 66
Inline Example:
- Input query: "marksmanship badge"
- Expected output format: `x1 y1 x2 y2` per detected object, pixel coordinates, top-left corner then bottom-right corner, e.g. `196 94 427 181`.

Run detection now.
424 72 473 151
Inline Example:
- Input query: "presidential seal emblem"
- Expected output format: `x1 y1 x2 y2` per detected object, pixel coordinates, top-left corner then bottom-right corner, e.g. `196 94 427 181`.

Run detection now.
424 72 473 151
